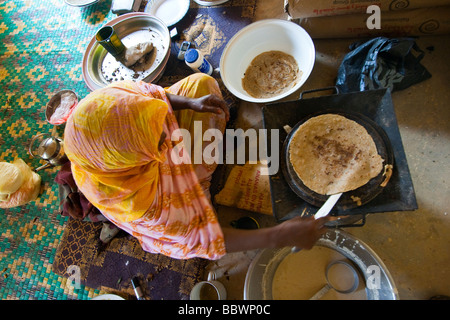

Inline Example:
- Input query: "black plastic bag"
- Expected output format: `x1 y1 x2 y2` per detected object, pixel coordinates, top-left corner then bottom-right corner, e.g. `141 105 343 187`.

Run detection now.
336 37 431 93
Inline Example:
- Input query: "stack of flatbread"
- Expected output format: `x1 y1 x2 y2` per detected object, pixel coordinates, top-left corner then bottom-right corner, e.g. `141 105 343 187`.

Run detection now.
289 114 384 195
242 50 301 99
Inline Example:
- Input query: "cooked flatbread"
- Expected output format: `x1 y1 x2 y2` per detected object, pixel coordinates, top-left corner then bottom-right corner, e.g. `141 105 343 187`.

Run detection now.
242 50 301 99
289 114 384 195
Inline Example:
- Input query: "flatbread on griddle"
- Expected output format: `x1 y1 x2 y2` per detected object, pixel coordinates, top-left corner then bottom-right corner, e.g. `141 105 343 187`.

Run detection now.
242 51 301 99
288 114 384 195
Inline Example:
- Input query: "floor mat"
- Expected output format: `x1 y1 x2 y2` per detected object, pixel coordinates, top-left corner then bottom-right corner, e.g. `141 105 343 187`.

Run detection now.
52 218 208 300
0 0 116 300
0 0 255 300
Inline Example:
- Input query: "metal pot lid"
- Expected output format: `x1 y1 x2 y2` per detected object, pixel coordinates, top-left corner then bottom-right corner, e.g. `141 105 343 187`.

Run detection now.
37 137 61 160
281 110 394 210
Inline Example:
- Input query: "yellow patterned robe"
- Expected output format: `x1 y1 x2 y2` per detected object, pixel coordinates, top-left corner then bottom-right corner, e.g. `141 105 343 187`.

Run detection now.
64 74 227 259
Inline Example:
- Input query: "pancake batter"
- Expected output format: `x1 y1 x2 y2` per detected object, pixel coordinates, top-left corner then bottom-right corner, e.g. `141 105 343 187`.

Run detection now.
271 246 367 300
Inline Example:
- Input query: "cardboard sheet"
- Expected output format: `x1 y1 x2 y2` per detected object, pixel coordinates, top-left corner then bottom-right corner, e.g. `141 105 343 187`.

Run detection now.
285 0 450 18
297 6 450 38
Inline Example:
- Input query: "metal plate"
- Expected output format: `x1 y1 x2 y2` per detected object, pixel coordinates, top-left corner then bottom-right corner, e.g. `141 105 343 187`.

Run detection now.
144 0 190 27
64 0 99 7
91 294 125 300
282 110 394 210
82 13 171 91
193 0 230 6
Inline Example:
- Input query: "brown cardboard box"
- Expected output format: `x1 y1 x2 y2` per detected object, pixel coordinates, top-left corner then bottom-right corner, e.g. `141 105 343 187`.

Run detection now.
297 6 450 38
285 0 450 19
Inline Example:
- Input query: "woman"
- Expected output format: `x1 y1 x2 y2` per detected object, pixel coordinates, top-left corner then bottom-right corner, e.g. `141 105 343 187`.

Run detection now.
64 74 328 260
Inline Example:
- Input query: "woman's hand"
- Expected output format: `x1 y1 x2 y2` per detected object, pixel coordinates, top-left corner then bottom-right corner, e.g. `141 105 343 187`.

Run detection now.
166 92 230 122
222 216 330 253
271 216 329 250
189 94 230 121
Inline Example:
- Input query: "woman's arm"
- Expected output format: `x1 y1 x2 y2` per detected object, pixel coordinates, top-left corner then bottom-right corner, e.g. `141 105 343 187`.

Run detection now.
222 216 330 253
166 92 230 121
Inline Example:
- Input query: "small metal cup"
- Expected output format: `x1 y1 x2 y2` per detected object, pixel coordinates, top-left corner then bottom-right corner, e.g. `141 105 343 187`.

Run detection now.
95 25 125 58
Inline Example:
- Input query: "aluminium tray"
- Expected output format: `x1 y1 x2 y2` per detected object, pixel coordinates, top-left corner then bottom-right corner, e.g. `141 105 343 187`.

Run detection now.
82 13 171 91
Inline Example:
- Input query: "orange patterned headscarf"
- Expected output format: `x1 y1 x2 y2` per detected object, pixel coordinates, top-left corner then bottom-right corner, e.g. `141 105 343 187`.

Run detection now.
64 81 169 222
64 78 226 259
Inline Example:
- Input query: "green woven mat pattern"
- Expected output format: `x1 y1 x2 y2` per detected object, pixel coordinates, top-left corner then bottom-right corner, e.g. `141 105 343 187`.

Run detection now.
0 0 117 300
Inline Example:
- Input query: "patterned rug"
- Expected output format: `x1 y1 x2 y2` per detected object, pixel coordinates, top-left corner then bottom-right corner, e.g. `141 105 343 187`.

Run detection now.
52 218 208 300
0 0 256 300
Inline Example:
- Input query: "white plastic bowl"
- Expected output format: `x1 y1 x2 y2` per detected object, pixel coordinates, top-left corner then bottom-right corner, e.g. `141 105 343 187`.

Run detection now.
220 19 315 103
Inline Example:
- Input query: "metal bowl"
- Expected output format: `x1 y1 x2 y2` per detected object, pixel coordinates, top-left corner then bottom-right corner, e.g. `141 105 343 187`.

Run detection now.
45 90 78 125
220 19 315 103
82 13 171 91
244 229 399 300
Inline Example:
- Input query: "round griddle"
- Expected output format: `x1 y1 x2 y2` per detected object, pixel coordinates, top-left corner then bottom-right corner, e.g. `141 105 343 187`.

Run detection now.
281 110 394 210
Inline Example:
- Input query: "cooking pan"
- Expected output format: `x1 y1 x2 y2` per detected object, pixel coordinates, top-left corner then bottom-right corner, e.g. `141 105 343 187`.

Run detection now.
281 109 394 210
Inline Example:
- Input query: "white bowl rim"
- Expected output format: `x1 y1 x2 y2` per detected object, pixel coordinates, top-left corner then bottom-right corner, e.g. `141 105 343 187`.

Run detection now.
219 19 315 103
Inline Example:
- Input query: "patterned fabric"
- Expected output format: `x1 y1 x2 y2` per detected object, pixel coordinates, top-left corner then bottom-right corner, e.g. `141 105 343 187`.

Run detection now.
64 74 227 260
52 218 208 300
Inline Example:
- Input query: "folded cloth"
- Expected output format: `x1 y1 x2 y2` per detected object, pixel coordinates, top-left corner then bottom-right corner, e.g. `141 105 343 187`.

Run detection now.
55 161 120 243
55 162 104 221
336 37 431 93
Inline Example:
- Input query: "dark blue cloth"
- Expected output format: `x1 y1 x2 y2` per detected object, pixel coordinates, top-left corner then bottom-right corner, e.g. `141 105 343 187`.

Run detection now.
336 37 431 93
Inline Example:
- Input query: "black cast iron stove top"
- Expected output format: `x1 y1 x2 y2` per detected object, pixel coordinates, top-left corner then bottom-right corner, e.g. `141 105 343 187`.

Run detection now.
262 87 417 226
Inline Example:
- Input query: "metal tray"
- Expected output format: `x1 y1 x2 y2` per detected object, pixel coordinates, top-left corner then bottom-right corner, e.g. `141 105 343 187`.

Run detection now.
82 13 171 91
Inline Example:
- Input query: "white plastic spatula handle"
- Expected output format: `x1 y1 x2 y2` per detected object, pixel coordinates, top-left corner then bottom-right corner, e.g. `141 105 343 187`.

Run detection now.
314 193 343 219
291 193 342 254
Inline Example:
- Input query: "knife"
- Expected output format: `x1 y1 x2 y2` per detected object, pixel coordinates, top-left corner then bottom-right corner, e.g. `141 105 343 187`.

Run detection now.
314 193 342 219
291 192 342 253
